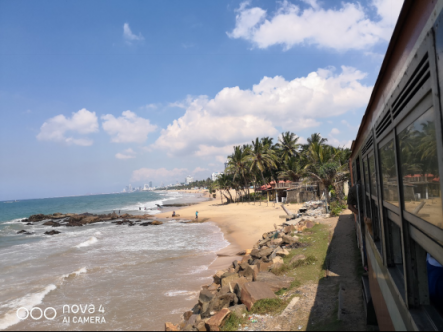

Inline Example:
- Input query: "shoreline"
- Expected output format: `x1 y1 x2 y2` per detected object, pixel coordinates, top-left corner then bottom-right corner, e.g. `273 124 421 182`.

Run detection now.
156 189 306 286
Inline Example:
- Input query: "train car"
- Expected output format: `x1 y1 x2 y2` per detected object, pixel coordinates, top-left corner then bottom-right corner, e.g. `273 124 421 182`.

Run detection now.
349 0 443 330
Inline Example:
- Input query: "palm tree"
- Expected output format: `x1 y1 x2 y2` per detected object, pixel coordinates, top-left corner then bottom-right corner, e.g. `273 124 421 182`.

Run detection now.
246 138 278 184
276 131 301 162
278 156 303 182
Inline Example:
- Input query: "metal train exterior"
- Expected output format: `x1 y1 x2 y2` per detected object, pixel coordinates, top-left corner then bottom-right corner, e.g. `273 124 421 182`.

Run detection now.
349 0 443 330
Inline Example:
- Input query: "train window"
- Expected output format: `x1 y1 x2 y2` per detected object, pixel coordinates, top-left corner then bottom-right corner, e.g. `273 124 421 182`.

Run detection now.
368 154 378 196
386 215 405 299
398 107 442 229
363 159 370 193
380 139 399 206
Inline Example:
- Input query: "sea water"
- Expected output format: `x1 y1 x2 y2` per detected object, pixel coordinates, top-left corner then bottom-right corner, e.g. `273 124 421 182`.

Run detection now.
0 192 228 331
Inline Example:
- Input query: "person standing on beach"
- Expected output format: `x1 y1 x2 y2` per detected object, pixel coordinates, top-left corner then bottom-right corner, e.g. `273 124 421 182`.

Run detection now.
195 211 198 220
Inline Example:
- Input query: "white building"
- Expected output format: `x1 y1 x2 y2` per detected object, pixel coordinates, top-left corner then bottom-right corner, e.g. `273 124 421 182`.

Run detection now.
211 172 222 181
185 175 194 185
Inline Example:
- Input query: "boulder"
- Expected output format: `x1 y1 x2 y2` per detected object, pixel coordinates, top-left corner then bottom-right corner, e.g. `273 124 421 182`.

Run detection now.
236 250 246 256
204 294 236 318
205 308 231 331
255 272 294 292
229 304 247 317
218 285 231 296
196 321 206 331
240 282 277 311
270 238 283 246
44 230 61 236
238 265 258 282
276 249 290 257
240 255 251 265
80 216 101 224
20 219 29 223
29 214 47 222
152 220 163 225
262 233 269 239
42 221 60 227
233 278 249 299
221 274 241 288
165 322 179 331
183 311 193 322
228 267 236 273
258 238 270 247
208 283 219 292
269 247 282 260
250 249 261 259
199 289 216 313
17 230 27 234
256 261 273 272
26 222 33 226
282 235 299 244
290 254 306 265
284 225 296 234
272 256 284 268
258 247 274 259
213 270 226 285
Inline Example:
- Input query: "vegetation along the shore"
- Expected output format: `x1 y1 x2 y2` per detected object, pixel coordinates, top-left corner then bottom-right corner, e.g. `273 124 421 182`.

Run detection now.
215 132 350 209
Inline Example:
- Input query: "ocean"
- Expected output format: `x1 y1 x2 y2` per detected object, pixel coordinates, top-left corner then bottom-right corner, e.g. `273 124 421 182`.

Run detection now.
0 191 228 331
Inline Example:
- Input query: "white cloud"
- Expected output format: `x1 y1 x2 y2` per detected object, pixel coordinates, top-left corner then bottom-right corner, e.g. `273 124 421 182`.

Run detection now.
102 110 157 143
341 119 358 131
131 167 188 182
330 128 340 135
116 148 136 160
154 66 371 156
142 104 158 110
123 23 144 43
192 167 208 174
37 108 98 146
228 0 403 51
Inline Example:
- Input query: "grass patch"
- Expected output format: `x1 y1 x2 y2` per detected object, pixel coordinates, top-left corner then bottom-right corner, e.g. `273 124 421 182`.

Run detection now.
250 298 287 315
221 313 248 331
329 201 347 217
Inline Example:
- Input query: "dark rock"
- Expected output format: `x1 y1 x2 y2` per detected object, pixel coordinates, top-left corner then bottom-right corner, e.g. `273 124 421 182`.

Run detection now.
26 222 33 226
44 230 61 236
236 250 246 256
17 230 27 234
21 219 29 223
29 214 47 222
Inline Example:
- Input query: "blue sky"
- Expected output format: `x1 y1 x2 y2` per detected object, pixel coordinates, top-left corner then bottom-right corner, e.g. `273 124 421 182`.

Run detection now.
0 0 403 200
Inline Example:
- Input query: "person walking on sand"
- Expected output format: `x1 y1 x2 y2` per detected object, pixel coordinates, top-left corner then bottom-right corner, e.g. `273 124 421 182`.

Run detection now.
195 211 199 220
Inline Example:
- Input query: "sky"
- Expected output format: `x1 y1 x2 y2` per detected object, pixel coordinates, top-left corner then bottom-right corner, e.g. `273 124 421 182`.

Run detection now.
0 0 404 200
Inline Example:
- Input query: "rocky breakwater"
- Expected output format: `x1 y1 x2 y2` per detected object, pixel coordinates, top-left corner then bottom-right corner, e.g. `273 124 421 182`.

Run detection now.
165 223 307 331
17 212 161 236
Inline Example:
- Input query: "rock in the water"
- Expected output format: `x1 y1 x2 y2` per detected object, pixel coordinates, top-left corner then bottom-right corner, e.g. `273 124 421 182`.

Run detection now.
26 222 33 226
20 219 29 223
290 254 306 265
42 221 61 227
81 216 101 224
29 214 47 222
152 220 163 225
205 308 231 331
255 272 294 292
17 230 27 234
165 322 179 331
44 230 61 236
240 282 277 311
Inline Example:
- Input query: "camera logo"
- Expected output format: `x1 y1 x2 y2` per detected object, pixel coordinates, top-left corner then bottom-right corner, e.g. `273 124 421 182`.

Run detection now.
16 307 57 321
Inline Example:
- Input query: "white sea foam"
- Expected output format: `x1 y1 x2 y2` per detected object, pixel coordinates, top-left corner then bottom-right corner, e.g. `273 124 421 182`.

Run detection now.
2 218 25 225
75 237 98 248
164 290 199 297
186 265 209 275
94 231 102 236
61 267 88 280
0 284 57 330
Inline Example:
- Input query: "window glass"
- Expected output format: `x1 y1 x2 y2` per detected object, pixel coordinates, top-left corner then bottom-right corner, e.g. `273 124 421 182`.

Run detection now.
380 140 399 206
369 155 378 196
364 159 370 193
398 107 442 229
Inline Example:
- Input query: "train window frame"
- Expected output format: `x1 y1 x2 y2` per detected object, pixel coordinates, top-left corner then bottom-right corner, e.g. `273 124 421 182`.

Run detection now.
378 132 401 212
396 93 443 245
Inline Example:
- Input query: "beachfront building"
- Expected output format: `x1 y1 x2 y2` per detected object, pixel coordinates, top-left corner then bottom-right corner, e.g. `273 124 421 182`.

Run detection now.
257 181 319 203
185 176 193 185
211 172 222 181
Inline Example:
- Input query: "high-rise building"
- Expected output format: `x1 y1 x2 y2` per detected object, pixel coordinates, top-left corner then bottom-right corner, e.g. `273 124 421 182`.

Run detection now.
149 181 153 188
185 176 194 185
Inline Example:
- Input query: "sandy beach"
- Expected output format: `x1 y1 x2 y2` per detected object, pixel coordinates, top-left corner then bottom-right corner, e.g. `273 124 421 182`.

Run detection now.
157 190 304 271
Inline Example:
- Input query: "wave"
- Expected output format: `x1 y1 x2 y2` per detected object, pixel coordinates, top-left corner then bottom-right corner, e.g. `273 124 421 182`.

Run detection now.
2 218 25 225
75 237 98 248
0 284 56 330
0 266 88 330
164 290 199 298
